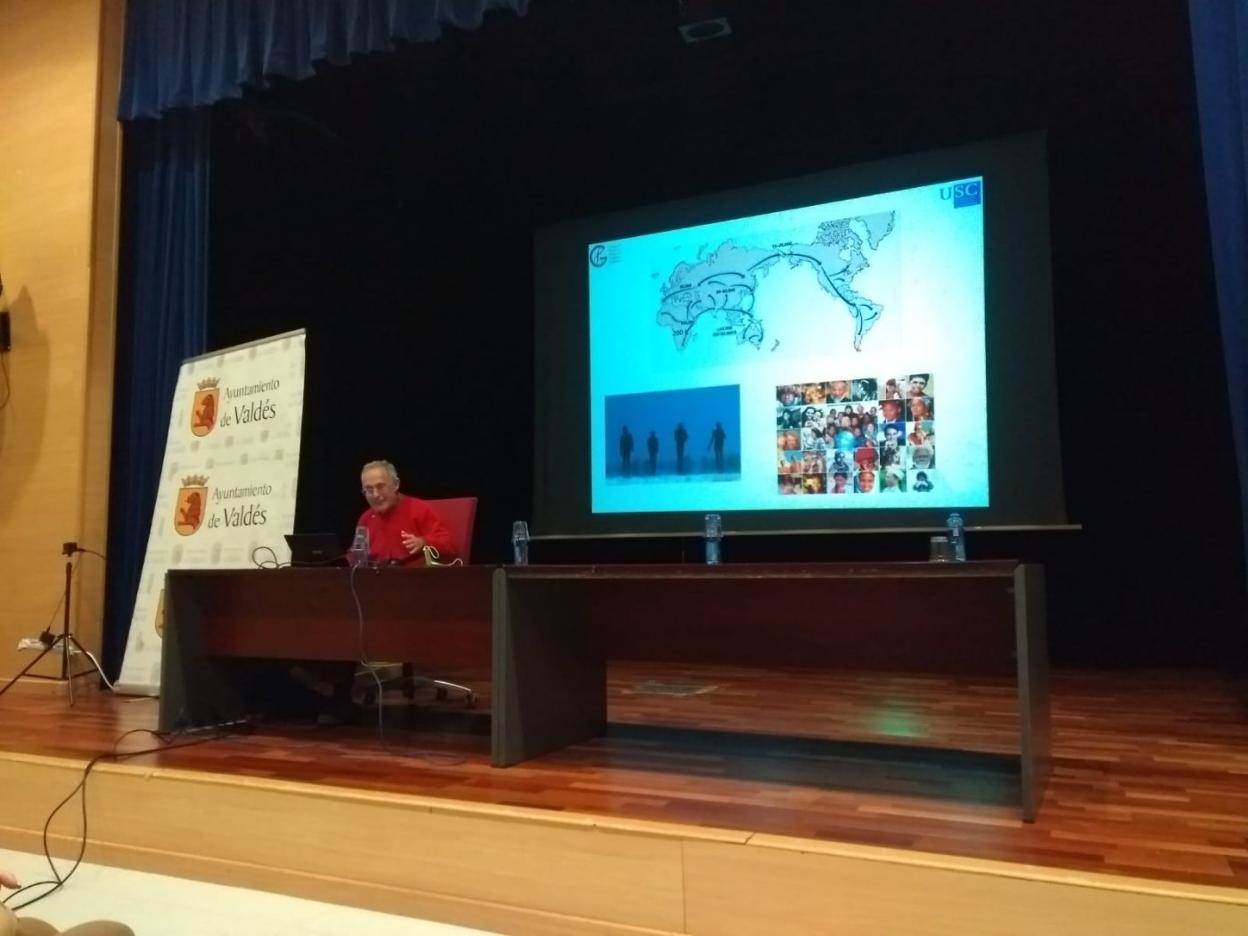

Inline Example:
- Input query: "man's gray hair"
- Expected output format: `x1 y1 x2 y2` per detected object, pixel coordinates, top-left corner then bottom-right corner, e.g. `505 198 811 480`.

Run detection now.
361 460 399 482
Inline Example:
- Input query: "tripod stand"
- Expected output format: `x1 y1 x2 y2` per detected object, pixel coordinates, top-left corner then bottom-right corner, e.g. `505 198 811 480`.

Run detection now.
0 543 111 704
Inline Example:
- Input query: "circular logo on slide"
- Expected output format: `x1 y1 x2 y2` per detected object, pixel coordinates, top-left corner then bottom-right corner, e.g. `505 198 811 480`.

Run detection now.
589 244 608 268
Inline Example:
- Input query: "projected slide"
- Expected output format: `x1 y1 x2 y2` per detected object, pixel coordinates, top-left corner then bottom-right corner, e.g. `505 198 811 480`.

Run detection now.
589 177 988 513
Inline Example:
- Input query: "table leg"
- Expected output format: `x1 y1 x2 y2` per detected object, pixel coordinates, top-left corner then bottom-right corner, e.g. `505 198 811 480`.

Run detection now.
1014 563 1051 822
492 571 607 766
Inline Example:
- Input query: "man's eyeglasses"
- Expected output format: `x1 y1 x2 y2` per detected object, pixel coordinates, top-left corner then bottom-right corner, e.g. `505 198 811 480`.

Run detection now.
362 484 392 495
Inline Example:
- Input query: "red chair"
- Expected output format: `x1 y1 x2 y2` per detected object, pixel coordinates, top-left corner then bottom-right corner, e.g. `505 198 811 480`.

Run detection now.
426 496 477 564
361 496 479 708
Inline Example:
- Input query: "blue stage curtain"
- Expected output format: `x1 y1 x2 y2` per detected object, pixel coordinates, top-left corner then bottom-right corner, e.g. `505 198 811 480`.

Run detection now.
103 110 211 676
104 0 526 676
1190 1 1248 597
119 0 528 120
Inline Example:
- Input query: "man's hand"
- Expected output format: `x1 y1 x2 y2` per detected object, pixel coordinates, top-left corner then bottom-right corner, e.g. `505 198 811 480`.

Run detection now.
400 531 427 555
1 868 18 889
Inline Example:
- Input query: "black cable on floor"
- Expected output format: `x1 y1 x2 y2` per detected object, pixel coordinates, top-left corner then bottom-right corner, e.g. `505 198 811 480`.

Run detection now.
1 724 247 913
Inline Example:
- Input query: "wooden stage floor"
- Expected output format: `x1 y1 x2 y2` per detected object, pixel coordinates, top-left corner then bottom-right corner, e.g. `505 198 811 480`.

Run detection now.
2 662 1246 891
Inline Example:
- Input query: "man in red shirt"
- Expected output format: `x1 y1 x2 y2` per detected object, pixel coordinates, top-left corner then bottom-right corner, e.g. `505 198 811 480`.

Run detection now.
357 460 456 564
306 460 455 726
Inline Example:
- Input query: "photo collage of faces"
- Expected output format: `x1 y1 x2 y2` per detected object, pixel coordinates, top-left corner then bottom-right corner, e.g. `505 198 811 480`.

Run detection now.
776 375 937 495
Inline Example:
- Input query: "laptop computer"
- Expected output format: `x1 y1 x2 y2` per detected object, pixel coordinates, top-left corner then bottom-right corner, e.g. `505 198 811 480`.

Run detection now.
283 533 346 566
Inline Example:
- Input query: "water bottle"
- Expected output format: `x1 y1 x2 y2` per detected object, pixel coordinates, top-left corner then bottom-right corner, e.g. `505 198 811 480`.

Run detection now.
704 513 722 565
348 525 370 568
946 512 966 562
511 520 530 566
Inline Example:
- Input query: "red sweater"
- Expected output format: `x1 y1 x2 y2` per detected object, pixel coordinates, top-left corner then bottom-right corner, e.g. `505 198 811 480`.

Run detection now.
356 495 455 565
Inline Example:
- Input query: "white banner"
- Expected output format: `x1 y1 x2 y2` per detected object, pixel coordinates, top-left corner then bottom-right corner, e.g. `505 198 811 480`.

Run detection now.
116 329 306 695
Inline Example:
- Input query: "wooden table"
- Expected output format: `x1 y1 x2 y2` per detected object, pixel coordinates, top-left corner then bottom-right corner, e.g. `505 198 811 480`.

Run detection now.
159 566 493 731
159 561 1050 819
491 561 1050 821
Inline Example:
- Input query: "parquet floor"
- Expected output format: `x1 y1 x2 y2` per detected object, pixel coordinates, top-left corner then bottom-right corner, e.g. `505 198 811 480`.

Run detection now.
2 663 1246 889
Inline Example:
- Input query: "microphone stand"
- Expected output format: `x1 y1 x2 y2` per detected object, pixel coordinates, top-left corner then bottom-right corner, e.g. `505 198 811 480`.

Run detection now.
0 542 111 705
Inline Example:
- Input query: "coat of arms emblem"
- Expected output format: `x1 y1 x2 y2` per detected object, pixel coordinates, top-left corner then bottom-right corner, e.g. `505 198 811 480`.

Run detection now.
191 377 220 437
174 474 209 535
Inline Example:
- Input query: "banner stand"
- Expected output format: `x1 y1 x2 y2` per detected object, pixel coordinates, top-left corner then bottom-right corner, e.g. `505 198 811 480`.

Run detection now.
115 329 307 695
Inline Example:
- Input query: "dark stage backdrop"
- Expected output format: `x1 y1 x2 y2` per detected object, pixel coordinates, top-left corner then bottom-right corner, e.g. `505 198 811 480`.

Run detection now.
204 0 1245 665
102 0 528 678
1190 0 1248 614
